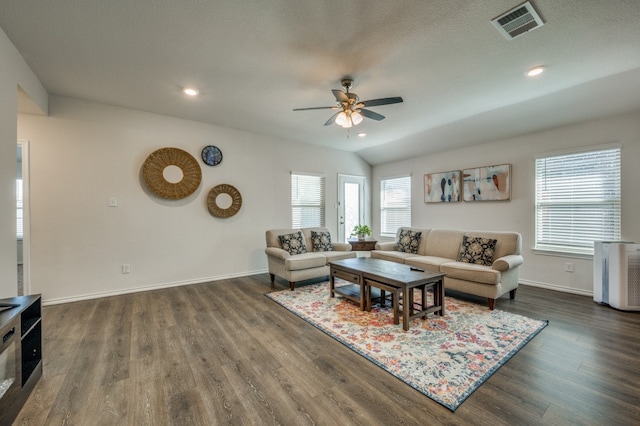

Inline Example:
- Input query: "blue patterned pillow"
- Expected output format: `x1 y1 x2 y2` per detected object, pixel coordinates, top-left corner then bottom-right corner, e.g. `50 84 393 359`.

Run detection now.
278 231 307 255
397 229 422 254
457 235 497 266
310 231 333 252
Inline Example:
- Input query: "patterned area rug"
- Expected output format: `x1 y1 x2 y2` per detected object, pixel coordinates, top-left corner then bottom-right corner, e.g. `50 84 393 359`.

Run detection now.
266 281 547 411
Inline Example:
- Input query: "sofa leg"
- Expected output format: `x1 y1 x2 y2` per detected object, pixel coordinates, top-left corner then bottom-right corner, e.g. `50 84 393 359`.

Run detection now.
510 289 517 300
488 298 496 310
289 281 295 291
269 273 275 283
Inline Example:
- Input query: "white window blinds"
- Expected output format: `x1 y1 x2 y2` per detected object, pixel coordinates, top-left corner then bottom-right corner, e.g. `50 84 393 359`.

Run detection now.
291 172 325 228
535 147 621 255
380 175 411 236
16 179 23 239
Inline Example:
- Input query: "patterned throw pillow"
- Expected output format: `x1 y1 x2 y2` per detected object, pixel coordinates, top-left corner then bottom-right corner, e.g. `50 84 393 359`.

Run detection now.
457 235 497 266
310 231 333 252
278 231 308 255
397 229 422 254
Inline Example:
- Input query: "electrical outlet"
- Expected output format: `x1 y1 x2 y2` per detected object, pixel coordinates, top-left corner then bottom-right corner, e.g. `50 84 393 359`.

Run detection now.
564 262 574 272
122 264 131 274
109 196 118 207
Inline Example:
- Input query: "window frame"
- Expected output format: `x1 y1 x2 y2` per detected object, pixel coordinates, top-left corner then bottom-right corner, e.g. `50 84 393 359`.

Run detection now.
534 144 621 256
290 171 326 228
380 174 412 237
16 178 23 240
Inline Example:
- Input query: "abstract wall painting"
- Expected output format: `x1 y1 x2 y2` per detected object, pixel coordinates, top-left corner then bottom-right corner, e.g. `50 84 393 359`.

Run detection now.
462 164 511 201
424 170 461 203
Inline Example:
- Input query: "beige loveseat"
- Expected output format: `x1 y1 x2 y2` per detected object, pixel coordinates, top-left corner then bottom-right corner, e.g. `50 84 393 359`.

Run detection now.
265 227 356 290
372 227 523 309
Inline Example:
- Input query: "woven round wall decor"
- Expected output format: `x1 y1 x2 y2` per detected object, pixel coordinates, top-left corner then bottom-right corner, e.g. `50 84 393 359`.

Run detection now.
142 147 202 199
207 184 242 218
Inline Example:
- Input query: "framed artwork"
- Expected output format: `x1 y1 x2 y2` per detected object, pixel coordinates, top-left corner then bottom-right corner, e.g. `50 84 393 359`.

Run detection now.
462 164 511 201
424 170 461 203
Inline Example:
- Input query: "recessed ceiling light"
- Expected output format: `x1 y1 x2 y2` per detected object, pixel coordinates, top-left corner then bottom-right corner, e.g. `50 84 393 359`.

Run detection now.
357 132 366 138
526 66 545 77
183 87 199 96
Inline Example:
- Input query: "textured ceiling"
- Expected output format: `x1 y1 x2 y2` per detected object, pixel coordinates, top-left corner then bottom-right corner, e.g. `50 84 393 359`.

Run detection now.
3 0 640 165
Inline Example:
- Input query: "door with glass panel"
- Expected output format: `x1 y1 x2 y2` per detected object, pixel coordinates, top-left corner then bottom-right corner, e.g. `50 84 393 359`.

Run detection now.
338 175 365 243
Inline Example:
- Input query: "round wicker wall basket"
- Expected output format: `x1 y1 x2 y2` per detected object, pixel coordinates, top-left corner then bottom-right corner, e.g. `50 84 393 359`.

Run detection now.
207 184 242 218
142 147 202 200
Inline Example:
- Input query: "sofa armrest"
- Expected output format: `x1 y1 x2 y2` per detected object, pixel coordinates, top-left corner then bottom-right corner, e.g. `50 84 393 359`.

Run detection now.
331 242 352 251
492 254 524 272
265 247 290 260
375 242 397 251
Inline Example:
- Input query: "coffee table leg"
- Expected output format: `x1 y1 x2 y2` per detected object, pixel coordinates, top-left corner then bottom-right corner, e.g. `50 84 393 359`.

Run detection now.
364 282 369 311
330 272 335 298
409 288 414 316
437 279 445 316
392 289 399 325
422 285 427 319
403 289 410 331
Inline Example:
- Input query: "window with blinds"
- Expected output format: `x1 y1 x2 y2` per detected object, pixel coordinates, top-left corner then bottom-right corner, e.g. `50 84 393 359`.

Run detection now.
291 172 325 228
16 179 23 239
380 175 411 236
535 146 621 255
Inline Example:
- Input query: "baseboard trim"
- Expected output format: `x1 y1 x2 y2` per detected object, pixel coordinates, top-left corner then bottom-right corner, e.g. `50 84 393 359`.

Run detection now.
519 279 593 297
42 269 269 306
42 272 592 306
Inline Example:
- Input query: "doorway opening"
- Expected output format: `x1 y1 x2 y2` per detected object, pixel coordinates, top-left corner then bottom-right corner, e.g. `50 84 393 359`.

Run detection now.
17 141 30 296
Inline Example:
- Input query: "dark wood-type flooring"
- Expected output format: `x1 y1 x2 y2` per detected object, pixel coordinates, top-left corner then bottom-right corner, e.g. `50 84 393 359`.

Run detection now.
13 274 640 425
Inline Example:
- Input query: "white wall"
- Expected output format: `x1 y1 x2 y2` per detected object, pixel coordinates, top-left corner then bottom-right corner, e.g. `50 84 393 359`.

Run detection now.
0 27 47 298
372 111 640 295
18 96 370 304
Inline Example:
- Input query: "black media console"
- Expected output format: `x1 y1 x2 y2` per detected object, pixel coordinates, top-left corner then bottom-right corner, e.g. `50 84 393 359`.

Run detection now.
0 294 42 425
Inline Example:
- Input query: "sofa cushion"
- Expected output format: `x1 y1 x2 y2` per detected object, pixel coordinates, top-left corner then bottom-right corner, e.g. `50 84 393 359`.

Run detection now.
441 261 501 285
405 256 453 273
278 231 308 255
284 253 327 271
457 235 497 266
370 250 414 263
310 230 333 252
397 229 422 254
323 250 357 263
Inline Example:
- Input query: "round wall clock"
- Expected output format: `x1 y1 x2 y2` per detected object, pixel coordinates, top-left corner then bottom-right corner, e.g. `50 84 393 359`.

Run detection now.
201 145 223 166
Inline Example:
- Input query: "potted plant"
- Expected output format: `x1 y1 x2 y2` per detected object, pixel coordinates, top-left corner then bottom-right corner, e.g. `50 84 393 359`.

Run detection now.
351 224 372 241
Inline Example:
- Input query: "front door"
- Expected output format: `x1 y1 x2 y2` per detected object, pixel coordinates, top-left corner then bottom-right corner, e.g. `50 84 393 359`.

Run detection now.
337 174 365 242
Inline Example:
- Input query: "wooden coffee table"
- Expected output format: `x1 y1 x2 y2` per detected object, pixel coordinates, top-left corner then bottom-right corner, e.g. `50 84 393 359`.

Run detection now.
329 257 445 331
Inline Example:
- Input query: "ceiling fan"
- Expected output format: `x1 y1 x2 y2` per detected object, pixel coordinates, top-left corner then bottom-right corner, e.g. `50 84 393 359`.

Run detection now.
293 79 403 128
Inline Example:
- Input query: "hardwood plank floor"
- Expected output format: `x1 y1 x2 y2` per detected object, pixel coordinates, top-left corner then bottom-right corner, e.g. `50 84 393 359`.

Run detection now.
13 274 640 425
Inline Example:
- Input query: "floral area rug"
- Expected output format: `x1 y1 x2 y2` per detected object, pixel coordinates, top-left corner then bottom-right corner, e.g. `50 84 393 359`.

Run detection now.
265 281 547 411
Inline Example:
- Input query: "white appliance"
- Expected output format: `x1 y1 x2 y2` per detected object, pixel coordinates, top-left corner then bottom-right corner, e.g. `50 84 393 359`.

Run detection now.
593 241 640 311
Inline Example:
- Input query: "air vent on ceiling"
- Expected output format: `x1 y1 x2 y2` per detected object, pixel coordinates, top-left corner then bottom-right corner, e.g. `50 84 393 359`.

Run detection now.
491 1 544 40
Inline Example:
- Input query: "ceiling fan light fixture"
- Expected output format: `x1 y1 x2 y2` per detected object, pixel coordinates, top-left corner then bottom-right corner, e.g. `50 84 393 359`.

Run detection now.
335 111 348 127
351 110 363 126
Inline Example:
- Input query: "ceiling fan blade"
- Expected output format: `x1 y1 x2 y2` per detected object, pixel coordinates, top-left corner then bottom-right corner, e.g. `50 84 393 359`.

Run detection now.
324 111 340 126
293 106 338 111
360 108 385 121
360 96 403 107
332 89 349 103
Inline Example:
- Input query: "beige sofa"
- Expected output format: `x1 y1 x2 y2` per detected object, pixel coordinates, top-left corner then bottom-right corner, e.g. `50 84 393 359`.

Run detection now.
265 227 356 290
372 227 523 309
